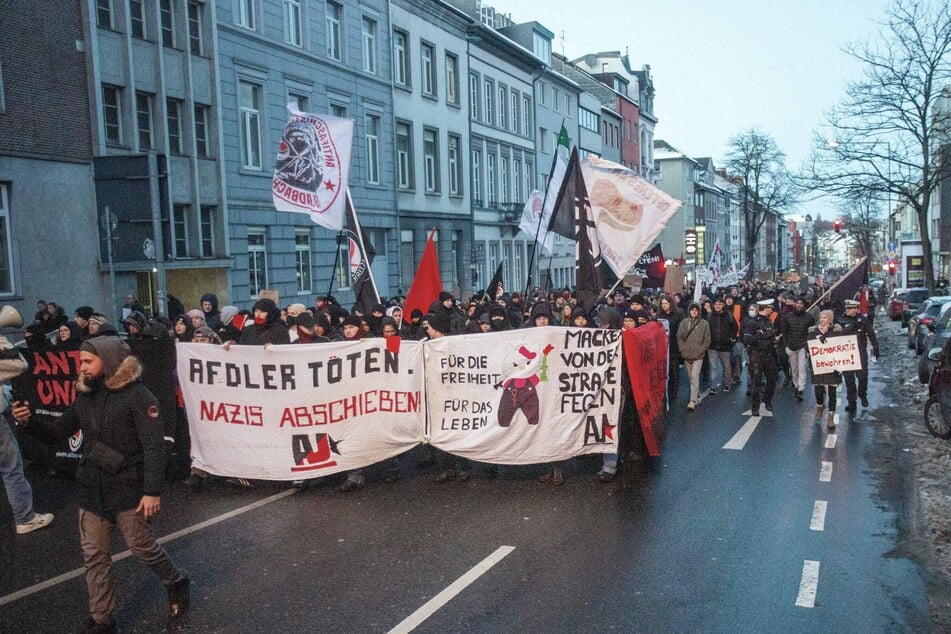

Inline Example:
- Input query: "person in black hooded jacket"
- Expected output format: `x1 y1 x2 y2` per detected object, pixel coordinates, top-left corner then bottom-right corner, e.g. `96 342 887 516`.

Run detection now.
200 293 222 331
237 299 291 346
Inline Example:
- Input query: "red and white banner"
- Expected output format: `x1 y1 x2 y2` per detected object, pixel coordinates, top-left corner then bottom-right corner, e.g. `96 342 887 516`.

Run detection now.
272 105 353 230
623 322 667 457
177 340 424 480
177 328 624 479
808 334 863 374
426 328 622 463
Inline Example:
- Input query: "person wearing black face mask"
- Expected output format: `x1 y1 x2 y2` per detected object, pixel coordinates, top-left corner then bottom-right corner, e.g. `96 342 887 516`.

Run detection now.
487 305 510 331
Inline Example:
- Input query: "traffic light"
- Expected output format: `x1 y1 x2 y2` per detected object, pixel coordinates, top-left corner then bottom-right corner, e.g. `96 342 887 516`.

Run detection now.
833 219 843 233
887 260 897 275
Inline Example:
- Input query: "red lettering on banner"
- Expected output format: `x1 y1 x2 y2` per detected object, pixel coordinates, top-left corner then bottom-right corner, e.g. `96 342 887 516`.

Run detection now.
36 379 76 406
278 390 421 427
198 400 263 426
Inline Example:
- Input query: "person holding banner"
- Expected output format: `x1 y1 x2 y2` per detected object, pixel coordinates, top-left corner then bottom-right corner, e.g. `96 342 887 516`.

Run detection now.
237 299 291 346
808 310 843 429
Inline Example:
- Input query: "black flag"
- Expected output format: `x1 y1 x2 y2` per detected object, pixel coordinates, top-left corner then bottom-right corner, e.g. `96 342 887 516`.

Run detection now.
630 244 666 287
551 148 603 310
344 192 380 314
483 261 504 303
829 257 869 314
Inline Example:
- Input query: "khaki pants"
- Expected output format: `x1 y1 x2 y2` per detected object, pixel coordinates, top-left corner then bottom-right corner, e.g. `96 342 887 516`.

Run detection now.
79 508 182 624
685 358 704 403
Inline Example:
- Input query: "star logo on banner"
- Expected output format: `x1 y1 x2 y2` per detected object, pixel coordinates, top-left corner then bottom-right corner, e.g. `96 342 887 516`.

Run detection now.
603 423 615 440
327 436 343 455
324 180 336 191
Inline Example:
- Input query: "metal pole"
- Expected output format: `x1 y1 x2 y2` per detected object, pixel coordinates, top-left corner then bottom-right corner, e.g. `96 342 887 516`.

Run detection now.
104 206 118 324
328 231 343 297
147 153 168 317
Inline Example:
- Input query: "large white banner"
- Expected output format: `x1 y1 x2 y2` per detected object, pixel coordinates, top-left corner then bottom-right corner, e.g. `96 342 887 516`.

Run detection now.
426 328 622 463
177 340 425 480
580 155 683 277
808 334 863 374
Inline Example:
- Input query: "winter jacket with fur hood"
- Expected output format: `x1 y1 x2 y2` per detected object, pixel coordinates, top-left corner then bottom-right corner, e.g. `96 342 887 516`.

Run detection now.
26 337 165 518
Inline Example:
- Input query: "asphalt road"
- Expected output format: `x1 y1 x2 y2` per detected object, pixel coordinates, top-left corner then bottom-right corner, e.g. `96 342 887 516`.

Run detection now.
0 352 933 633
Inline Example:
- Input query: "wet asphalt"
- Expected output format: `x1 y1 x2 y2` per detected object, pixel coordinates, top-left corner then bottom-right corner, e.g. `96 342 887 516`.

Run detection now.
0 354 933 633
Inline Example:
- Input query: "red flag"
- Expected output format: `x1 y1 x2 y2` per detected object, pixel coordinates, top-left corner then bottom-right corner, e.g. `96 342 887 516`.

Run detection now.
403 229 443 318
622 322 668 457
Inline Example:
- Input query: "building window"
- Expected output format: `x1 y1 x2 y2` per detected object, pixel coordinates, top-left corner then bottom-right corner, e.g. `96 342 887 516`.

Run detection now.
169 204 189 258
522 96 531 135
469 73 480 120
533 32 551 65
497 85 507 129
326 2 342 61
446 53 459 105
524 160 533 194
365 114 380 184
335 239 351 290
236 0 255 29
396 121 413 189
167 98 182 154
295 229 312 293
472 150 482 205
361 17 377 74
96 0 113 29
239 81 261 169
188 1 203 54
421 43 435 96
330 103 347 118
290 93 308 112
194 104 209 157
200 205 215 257
102 84 122 147
552 87 559 113
392 30 409 86
247 228 268 295
564 94 572 115
447 134 461 196
513 158 521 202
580 107 599 132
486 153 496 206
538 80 547 106
539 127 548 153
483 78 493 124
499 156 508 203
0 184 14 294
284 0 302 46
130 0 146 38
510 91 519 132
400 230 415 288
135 92 153 150
160 0 176 48
423 128 439 193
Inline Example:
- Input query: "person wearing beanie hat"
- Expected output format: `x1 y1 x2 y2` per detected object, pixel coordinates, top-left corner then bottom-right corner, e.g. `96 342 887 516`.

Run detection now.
192 325 220 344
186 309 205 330
172 315 195 343
340 314 365 341
88 313 108 337
13 337 191 627
286 303 307 318
216 306 242 344
74 307 95 339
427 312 451 337
528 301 553 327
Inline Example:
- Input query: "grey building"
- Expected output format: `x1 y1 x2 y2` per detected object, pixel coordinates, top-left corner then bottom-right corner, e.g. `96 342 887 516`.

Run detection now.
389 0 472 295
0 0 109 321
217 0 398 308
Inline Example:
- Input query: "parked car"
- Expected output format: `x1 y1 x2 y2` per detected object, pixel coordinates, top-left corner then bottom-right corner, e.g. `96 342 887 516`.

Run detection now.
908 296 951 354
923 344 951 438
900 287 931 326
889 288 909 320
918 302 951 383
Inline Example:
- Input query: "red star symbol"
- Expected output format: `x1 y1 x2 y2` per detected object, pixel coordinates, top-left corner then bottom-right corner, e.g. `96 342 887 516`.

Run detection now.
603 423 616 440
324 181 336 191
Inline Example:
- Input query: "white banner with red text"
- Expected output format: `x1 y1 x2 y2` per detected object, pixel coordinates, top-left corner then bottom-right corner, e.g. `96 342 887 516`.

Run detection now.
177 327 625 479
808 334 863 374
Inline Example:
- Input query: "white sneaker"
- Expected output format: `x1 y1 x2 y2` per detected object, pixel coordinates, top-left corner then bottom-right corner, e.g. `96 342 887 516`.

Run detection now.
687 401 696 411
16 512 54 535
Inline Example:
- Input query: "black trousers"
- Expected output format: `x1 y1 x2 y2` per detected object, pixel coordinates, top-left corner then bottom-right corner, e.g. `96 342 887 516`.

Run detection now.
814 385 838 412
749 352 778 409
842 353 869 404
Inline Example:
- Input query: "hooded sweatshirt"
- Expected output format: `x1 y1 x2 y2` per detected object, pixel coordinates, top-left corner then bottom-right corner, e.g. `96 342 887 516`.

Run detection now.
676 303 711 361
200 293 222 330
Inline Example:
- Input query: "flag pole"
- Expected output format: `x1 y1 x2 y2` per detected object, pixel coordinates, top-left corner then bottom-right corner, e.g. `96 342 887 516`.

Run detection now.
806 256 867 314
524 118 567 299
346 189 382 305
327 230 344 297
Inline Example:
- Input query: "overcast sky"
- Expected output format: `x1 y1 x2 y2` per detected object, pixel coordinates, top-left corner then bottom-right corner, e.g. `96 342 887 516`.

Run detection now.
494 0 893 217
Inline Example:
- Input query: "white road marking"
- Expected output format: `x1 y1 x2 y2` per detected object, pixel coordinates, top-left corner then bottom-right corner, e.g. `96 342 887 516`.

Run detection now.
0 489 297 607
723 416 763 450
819 461 833 482
742 409 773 417
825 434 837 449
810 501 828 531
388 546 516 634
795 560 821 608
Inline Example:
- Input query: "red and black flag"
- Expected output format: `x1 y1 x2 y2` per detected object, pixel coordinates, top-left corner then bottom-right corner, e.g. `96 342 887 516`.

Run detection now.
345 191 380 315
482 261 504 303
549 147 603 311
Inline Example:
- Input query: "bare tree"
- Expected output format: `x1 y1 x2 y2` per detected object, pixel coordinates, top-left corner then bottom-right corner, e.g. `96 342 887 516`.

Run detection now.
802 0 951 292
838 191 884 261
724 129 796 276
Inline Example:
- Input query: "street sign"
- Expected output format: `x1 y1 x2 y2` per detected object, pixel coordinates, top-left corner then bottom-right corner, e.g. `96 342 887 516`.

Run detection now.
887 241 897 252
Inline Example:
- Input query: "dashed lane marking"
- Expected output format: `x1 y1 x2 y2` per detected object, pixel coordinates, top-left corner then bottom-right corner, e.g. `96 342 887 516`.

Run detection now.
795 560 821 608
825 434 837 449
0 489 297 607
388 546 516 633
819 461 833 482
810 501 828 531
